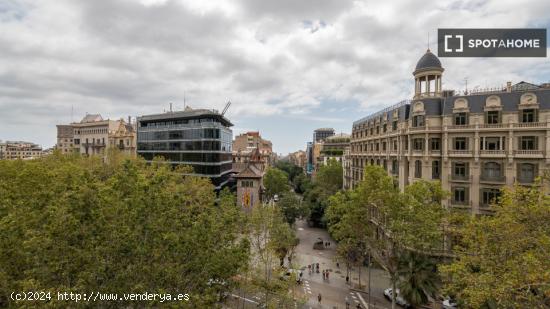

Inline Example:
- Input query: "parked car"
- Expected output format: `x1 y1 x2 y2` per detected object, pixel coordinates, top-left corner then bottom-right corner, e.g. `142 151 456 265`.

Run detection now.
279 268 301 283
273 194 279 202
384 288 411 308
443 298 458 309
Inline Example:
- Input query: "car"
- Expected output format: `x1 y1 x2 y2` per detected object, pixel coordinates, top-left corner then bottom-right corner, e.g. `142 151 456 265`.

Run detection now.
443 298 458 309
279 268 302 283
273 194 279 202
383 288 411 308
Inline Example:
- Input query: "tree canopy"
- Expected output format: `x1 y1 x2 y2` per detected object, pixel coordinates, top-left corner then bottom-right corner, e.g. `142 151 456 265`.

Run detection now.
263 168 290 200
0 153 249 308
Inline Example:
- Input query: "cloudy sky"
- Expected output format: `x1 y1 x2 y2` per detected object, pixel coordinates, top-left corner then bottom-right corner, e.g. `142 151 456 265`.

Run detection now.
1 0 550 154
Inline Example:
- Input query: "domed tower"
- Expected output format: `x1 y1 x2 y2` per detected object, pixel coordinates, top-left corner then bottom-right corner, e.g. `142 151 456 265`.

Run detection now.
413 49 444 99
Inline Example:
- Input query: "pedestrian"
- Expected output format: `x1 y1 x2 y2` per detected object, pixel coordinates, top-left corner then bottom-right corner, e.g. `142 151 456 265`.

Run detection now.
356 303 362 309
336 262 340 268
345 296 350 309
322 270 325 280
326 271 329 280
346 275 349 284
318 293 322 304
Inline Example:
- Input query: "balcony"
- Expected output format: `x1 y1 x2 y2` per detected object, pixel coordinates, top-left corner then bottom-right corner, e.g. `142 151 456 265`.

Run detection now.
479 123 506 129
82 142 106 148
513 122 546 129
515 176 536 185
513 150 543 158
408 126 425 132
447 124 475 130
450 200 472 209
449 174 472 182
479 150 506 157
479 174 506 184
448 150 473 157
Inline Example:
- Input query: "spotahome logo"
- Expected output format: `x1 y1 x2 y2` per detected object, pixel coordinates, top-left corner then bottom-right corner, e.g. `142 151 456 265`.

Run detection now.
438 28 546 57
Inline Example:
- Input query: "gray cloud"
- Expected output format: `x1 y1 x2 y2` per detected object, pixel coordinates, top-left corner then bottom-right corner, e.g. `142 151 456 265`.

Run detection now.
1 0 550 152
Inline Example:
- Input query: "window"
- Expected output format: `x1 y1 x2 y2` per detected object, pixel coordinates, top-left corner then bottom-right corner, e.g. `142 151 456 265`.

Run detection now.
392 121 398 131
486 111 500 124
376 126 380 134
414 160 422 178
432 160 440 179
482 137 503 150
392 160 399 175
430 138 440 151
482 162 501 178
454 137 467 150
412 115 424 127
521 109 537 123
393 140 398 151
518 163 536 183
383 124 387 133
404 140 409 151
481 188 501 206
520 136 537 150
453 187 467 204
453 162 468 178
454 113 467 125
413 138 423 151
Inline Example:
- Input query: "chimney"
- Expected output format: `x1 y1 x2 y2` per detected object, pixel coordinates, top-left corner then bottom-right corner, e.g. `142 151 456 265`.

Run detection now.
506 81 512 92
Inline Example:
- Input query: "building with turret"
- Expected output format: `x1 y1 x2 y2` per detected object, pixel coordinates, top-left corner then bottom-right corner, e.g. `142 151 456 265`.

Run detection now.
349 49 550 214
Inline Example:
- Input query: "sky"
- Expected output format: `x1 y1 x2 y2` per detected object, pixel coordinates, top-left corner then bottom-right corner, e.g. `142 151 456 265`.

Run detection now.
1 0 550 154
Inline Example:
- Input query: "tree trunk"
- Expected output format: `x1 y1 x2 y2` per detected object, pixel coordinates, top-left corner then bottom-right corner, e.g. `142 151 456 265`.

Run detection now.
358 263 362 289
391 278 396 309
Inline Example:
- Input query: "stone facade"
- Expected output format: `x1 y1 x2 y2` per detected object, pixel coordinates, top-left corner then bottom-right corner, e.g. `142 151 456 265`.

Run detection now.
349 50 550 214
0 141 43 160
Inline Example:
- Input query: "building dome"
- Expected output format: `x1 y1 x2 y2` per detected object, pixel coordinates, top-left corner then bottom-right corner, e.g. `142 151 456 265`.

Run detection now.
414 49 442 72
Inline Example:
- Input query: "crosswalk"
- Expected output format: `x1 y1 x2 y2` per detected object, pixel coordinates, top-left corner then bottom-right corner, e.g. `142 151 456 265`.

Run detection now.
349 291 360 304
303 280 312 295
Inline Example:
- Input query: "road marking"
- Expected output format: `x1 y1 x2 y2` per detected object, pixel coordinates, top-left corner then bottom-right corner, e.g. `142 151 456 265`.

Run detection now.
230 294 259 304
355 291 369 309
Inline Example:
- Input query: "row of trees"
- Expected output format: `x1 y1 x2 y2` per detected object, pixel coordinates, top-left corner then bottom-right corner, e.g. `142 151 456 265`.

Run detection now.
325 165 550 308
0 152 305 308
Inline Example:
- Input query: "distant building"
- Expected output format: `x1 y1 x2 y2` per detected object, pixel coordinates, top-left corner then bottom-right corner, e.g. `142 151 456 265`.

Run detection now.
317 133 350 166
289 150 307 170
232 131 275 170
306 142 313 174
313 128 335 143
57 114 136 157
342 145 352 190
137 106 233 190
0 141 43 160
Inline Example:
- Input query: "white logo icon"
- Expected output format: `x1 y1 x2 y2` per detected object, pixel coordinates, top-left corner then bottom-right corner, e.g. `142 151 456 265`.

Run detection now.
444 34 463 52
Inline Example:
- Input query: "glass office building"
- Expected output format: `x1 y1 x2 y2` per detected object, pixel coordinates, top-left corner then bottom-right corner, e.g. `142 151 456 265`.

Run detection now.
137 108 233 189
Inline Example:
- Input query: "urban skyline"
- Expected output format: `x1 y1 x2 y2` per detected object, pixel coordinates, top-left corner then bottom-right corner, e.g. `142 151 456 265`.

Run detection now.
2 1 550 154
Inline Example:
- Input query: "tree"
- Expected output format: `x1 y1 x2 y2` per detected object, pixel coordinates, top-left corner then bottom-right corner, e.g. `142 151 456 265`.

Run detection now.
0 153 249 308
303 159 343 227
264 168 290 200
397 252 440 309
277 194 306 225
275 161 303 183
441 183 550 308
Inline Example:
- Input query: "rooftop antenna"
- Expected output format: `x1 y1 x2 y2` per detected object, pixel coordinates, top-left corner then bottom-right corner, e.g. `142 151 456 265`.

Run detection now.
169 102 173 113
427 32 430 51
184 91 186 109
71 104 74 123
464 77 469 95
221 101 231 116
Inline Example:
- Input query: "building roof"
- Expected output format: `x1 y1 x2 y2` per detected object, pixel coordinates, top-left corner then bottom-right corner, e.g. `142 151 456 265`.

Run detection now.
234 164 263 179
414 49 442 72
138 106 233 127
80 114 104 123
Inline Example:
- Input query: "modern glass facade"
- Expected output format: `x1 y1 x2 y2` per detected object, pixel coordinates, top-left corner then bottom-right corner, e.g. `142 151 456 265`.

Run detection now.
137 110 233 189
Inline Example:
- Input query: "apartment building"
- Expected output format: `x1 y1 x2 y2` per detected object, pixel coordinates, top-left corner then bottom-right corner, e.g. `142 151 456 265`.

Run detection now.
57 114 136 157
317 133 350 166
289 150 307 170
349 49 550 214
232 131 275 169
0 141 43 160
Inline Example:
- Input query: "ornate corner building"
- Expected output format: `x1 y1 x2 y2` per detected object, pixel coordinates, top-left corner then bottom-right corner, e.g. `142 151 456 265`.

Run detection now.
349 49 550 214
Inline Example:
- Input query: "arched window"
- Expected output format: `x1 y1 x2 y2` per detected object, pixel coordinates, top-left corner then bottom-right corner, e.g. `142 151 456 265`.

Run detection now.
519 163 536 183
414 160 422 178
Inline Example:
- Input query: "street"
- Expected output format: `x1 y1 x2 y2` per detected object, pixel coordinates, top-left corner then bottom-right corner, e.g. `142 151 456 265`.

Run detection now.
293 220 392 309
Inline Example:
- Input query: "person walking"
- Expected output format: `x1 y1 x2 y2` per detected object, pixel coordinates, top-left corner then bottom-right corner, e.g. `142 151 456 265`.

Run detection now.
345 296 351 309
318 293 322 304
336 262 340 268
326 270 329 280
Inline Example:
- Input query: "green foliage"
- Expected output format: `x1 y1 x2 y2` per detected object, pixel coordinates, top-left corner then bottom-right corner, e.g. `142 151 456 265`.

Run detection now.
441 183 550 308
397 252 440 308
302 159 343 226
275 161 303 183
0 153 249 308
263 168 290 200
277 194 306 225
